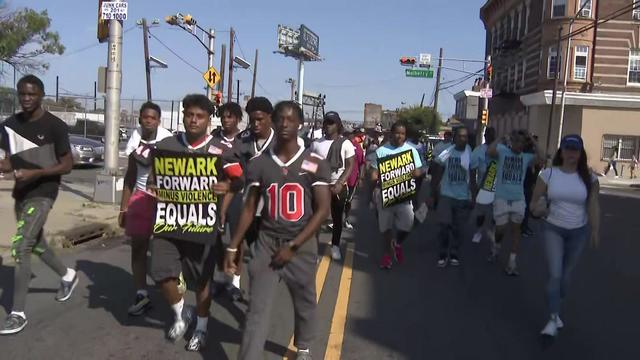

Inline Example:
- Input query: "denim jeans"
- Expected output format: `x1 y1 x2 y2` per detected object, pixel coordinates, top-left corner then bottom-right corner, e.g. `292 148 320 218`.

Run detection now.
436 196 471 257
543 221 589 315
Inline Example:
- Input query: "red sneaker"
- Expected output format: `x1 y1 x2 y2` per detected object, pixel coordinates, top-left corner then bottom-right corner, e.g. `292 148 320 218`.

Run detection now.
394 244 404 264
379 254 392 270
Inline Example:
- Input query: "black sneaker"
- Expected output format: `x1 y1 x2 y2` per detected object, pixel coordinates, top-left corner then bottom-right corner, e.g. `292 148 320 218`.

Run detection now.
55 274 79 302
227 285 244 302
0 314 27 335
127 293 152 316
186 330 207 352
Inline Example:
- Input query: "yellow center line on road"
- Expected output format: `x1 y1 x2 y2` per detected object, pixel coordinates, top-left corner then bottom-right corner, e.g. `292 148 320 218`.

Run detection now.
324 243 355 360
283 245 333 359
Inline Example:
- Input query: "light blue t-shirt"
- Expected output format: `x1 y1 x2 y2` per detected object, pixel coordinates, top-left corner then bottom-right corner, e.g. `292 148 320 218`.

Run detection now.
495 144 535 201
373 142 423 169
435 145 478 200
472 144 490 182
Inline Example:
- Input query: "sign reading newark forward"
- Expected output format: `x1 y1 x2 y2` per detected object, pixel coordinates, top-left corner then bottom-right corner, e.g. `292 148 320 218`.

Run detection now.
406 68 434 78
101 1 128 20
203 67 221 89
378 150 418 208
153 150 221 242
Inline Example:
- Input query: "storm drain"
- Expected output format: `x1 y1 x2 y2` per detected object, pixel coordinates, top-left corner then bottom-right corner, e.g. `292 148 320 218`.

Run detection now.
63 223 113 247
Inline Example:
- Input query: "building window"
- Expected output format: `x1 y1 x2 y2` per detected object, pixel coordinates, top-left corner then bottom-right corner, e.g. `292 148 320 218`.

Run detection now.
548 47 561 79
574 46 588 81
578 0 592 18
602 135 636 161
634 1 640 21
552 0 566 18
628 49 640 84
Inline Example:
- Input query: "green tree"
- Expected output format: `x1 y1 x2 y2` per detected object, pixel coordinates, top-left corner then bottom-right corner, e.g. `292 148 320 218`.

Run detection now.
0 7 65 72
397 105 441 136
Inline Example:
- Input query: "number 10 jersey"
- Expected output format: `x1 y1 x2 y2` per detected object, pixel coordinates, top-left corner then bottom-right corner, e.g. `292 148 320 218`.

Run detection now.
246 147 330 241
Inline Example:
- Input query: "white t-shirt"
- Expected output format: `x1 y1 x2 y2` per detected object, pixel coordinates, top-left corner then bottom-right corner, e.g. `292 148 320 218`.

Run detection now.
126 127 173 191
540 167 596 229
310 137 355 184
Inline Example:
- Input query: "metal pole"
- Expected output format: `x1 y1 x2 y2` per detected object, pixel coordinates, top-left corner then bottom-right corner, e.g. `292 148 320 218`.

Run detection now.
142 18 152 101
94 81 97 111
545 26 563 160
206 28 215 100
251 49 258 98
170 100 174 131
237 79 240 103
297 58 304 105
12 64 16 113
104 6 123 175
55 75 59 102
219 44 226 100
433 47 444 112
478 55 491 146
558 20 573 146
228 27 234 103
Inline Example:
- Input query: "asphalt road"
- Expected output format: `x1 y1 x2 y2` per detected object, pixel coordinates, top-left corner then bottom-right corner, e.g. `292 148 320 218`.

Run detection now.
0 189 639 359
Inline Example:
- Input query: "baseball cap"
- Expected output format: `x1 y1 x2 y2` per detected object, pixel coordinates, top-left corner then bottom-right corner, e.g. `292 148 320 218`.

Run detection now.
323 111 341 124
560 134 583 150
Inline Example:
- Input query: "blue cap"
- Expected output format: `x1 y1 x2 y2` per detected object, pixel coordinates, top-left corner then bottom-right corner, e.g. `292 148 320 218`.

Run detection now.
560 134 583 150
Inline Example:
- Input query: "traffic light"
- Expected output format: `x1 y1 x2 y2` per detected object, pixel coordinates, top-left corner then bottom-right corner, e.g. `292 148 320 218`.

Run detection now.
183 14 196 26
164 15 179 25
400 57 416 66
487 64 493 81
97 0 109 43
481 109 488 125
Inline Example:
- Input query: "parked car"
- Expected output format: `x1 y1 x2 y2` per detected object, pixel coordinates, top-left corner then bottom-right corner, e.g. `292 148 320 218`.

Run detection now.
70 135 104 166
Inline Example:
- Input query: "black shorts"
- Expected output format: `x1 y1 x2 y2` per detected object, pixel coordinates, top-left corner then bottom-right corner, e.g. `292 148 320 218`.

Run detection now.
150 237 216 289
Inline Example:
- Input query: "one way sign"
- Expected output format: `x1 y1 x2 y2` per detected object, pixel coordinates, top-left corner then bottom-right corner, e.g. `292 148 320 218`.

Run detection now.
203 66 221 89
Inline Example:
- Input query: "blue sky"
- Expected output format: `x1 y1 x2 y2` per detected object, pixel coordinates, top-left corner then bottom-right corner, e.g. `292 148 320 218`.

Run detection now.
3 0 487 122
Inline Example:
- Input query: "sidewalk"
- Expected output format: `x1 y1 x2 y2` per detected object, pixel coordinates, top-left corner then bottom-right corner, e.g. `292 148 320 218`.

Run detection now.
597 174 640 188
0 178 122 259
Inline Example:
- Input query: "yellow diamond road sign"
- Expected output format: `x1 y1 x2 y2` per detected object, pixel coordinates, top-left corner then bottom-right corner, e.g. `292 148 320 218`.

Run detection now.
203 67 221 89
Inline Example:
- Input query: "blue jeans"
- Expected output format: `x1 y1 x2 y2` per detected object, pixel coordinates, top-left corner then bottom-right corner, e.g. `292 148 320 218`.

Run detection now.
543 221 589 315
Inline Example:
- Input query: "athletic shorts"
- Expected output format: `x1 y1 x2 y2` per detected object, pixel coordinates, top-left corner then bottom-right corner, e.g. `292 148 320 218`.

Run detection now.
376 201 414 233
150 237 216 289
125 190 156 239
493 199 526 226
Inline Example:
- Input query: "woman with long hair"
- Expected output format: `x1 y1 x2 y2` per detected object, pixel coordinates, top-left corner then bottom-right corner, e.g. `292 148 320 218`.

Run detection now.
530 134 600 337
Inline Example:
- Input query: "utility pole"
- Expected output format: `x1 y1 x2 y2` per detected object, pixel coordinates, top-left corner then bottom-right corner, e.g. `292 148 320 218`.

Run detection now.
219 43 226 100
251 49 258 98
142 18 152 101
206 28 215 100
545 26 563 160
55 75 59 102
286 78 296 100
236 80 240 103
95 0 124 203
93 81 97 111
297 59 305 105
433 47 444 112
228 27 234 103
420 93 425 108
478 55 491 145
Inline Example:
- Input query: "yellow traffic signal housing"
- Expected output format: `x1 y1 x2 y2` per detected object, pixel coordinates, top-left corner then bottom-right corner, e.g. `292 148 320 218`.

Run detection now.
183 14 196 25
481 109 488 125
97 0 109 43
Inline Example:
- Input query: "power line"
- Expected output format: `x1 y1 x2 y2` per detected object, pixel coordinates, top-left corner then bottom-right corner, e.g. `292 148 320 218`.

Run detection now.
62 25 136 57
233 31 274 97
147 30 201 74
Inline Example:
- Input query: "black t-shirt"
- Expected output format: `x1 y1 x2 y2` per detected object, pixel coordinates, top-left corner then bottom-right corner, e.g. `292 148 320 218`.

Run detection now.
0 111 71 201
236 128 275 169
246 147 330 244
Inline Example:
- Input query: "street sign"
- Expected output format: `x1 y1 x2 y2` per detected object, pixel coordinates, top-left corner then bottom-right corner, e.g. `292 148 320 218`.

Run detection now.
100 1 128 21
405 68 434 78
480 88 493 99
419 53 431 67
203 66 221 89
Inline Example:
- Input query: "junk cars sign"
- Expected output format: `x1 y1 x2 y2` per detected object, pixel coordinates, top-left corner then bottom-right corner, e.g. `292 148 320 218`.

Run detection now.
378 150 417 208
152 150 221 242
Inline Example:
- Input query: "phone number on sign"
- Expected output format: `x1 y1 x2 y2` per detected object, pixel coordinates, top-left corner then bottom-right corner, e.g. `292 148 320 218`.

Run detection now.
101 12 127 20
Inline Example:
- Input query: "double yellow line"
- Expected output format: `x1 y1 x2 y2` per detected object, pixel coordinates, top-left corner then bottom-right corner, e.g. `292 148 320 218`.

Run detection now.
283 243 355 359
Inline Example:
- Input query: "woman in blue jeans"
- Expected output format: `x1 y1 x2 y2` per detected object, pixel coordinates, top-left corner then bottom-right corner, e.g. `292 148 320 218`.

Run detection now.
530 135 600 337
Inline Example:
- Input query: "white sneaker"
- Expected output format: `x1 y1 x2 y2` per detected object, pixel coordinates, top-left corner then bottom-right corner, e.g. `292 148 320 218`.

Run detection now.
331 245 342 261
615 175 620 179
471 232 482 244
555 315 564 329
344 220 354 230
540 317 558 337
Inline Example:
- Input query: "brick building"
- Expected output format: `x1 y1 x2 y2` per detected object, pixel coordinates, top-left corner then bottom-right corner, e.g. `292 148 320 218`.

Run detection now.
480 0 640 175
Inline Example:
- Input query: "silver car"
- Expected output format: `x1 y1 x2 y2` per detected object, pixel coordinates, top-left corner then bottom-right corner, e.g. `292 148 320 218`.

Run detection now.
70 135 105 166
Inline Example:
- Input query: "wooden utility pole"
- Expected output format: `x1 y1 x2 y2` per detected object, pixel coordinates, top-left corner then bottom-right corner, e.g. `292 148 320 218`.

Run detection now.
251 49 259 98
142 18 152 101
219 43 226 101
227 27 234 103
433 47 444 112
